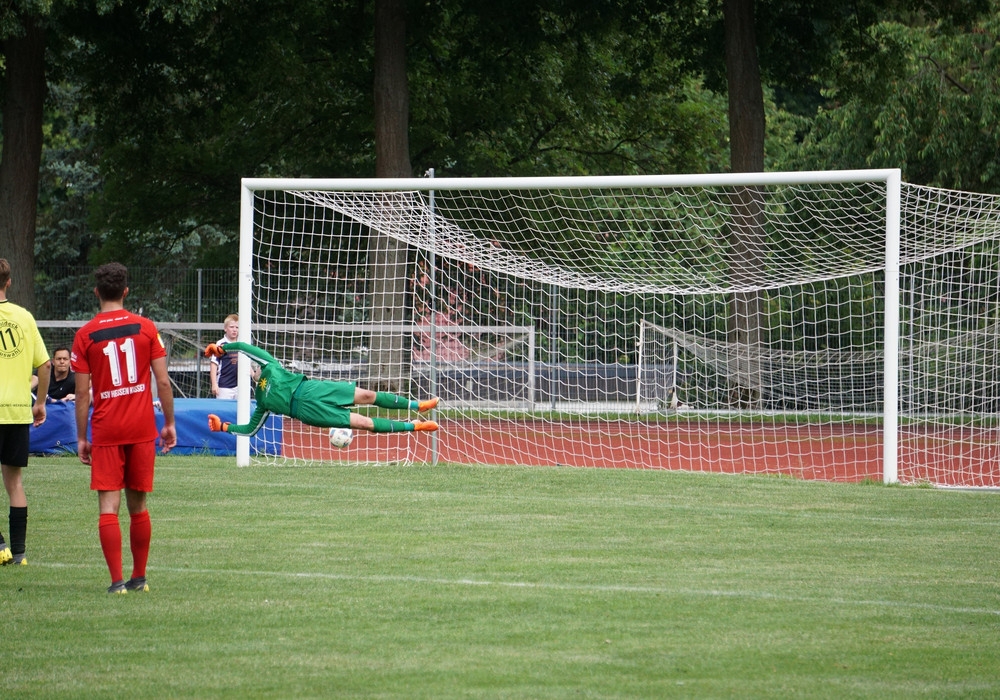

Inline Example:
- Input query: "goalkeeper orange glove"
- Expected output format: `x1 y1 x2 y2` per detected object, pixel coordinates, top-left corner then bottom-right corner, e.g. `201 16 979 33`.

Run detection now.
207 414 231 433
204 343 226 358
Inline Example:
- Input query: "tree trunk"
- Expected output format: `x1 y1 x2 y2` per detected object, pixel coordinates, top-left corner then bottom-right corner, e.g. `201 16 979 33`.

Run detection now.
723 0 765 406
368 0 412 391
724 0 764 174
0 18 46 313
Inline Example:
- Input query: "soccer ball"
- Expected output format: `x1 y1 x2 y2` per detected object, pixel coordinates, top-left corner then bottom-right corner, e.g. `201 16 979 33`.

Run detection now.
329 427 354 449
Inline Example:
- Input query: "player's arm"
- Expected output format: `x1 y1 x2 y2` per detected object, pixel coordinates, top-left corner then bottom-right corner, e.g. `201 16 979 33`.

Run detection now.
151 356 177 452
205 341 277 367
74 372 93 464
32 360 50 426
208 404 271 437
209 356 220 395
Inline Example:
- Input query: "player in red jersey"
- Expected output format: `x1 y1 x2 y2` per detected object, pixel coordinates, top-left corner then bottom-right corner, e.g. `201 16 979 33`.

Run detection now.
72 263 176 594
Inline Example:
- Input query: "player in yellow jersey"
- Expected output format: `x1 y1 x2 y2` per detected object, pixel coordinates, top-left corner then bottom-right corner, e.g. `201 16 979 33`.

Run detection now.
0 259 50 566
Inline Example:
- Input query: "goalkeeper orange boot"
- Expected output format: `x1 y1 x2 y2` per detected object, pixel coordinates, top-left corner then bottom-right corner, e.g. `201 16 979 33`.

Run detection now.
417 397 440 413
412 419 439 432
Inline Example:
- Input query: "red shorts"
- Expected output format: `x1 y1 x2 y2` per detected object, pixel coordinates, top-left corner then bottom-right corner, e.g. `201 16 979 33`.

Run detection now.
90 440 157 492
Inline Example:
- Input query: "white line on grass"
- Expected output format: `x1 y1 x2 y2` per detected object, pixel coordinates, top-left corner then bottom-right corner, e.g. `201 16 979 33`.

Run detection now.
35 561 1000 617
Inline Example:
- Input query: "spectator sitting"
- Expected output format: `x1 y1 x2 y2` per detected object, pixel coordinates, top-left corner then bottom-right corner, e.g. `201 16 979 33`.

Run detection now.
31 346 75 402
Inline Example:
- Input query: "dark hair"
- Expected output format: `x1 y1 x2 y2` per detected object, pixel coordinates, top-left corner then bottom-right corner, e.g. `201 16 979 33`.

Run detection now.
53 346 71 357
94 262 128 301
0 258 10 288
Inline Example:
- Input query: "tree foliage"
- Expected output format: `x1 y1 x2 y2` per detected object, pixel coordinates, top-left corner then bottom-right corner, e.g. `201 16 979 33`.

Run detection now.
785 3 1000 192
22 0 1000 281
405 1 726 177
54 0 371 267
44 0 731 269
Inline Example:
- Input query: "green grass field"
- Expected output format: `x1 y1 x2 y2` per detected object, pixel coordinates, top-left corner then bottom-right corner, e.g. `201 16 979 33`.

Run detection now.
2 456 998 698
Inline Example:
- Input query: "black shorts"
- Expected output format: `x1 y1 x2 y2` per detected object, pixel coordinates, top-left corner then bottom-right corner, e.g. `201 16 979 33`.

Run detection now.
0 424 30 468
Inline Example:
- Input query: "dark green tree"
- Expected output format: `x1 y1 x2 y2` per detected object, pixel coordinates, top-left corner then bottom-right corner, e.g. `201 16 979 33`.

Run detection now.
369 0 412 390
2 1 235 309
1 6 46 311
786 3 1000 192
57 0 729 269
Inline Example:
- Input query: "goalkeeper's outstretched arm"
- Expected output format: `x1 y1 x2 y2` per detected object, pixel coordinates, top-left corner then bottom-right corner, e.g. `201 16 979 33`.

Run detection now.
204 341 276 438
208 405 272 437
205 341 278 367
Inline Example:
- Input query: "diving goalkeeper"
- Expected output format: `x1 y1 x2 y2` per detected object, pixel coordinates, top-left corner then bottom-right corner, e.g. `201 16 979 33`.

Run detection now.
204 342 439 437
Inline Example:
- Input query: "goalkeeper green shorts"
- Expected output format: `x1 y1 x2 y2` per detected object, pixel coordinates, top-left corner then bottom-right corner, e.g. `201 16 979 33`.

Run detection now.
290 380 357 429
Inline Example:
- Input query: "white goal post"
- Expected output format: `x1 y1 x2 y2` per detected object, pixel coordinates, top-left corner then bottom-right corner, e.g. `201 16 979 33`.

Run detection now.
237 169 1000 487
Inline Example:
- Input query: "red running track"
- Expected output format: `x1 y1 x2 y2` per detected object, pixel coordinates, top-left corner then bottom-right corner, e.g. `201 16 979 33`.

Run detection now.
280 418 1000 487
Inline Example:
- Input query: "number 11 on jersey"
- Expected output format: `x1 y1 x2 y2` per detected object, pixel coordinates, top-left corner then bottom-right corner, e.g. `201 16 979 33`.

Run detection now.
102 338 138 386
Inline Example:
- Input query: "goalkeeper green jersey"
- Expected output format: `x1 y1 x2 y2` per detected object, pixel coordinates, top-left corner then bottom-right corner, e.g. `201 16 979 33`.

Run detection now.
221 342 356 435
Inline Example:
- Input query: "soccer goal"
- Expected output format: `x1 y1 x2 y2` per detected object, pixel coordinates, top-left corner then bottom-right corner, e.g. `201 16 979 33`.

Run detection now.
237 170 1000 487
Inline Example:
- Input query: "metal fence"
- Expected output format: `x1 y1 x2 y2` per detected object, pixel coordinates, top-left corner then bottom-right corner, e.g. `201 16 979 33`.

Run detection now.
34 267 239 399
34 266 239 322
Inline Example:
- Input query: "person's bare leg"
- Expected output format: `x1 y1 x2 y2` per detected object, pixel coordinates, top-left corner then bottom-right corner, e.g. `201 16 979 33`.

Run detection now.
1 464 25 508
353 388 377 405
349 413 376 431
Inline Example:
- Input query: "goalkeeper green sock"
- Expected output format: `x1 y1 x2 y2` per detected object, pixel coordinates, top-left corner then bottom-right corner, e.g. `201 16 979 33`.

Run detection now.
373 392 417 410
371 417 414 433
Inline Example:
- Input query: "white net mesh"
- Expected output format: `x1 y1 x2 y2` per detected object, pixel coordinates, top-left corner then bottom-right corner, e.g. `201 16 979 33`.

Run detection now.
897 184 1000 486
242 174 1000 486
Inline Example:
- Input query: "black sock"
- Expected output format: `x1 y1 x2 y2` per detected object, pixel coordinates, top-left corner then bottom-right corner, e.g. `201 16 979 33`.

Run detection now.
9 506 26 556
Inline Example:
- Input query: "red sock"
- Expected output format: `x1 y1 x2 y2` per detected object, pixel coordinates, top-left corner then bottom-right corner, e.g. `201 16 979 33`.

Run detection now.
129 510 151 579
99 513 123 583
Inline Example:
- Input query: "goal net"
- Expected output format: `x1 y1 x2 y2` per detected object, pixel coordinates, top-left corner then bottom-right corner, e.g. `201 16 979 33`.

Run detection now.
238 171 1000 487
